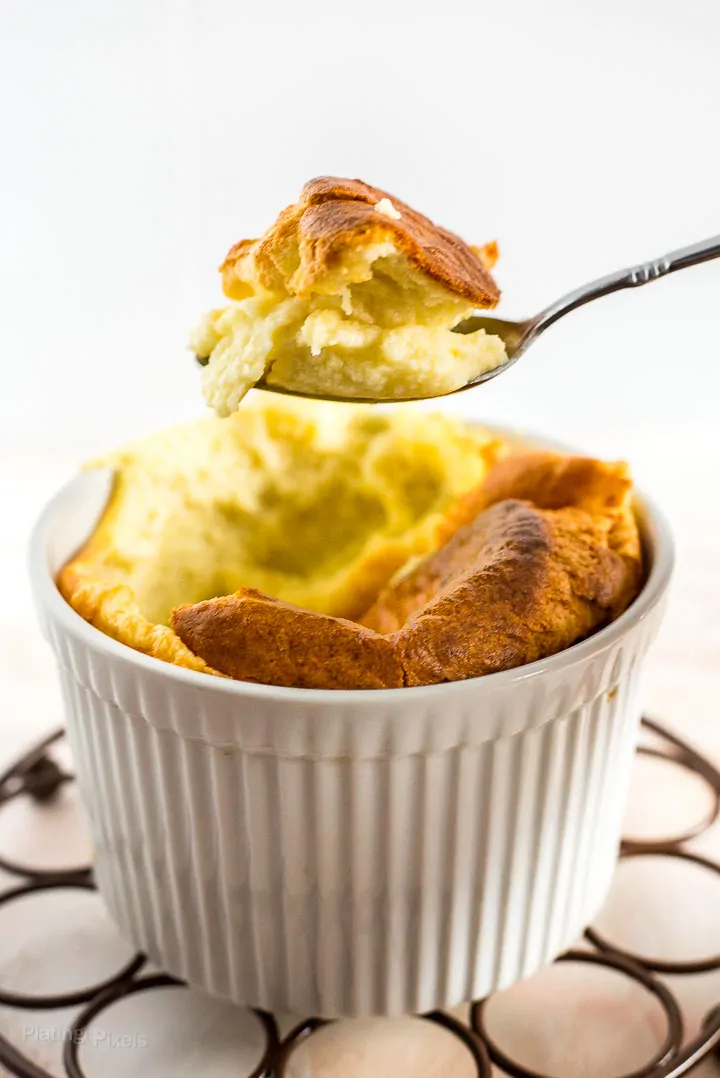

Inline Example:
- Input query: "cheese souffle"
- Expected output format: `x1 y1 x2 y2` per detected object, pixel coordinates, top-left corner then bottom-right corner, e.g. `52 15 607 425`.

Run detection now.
191 177 507 410
59 399 643 689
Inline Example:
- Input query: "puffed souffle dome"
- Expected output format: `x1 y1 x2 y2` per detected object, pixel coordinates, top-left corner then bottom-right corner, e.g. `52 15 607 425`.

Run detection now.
58 399 644 690
191 176 507 408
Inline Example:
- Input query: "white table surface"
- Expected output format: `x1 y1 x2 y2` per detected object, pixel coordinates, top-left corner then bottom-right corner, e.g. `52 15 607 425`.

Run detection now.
1 440 719 1077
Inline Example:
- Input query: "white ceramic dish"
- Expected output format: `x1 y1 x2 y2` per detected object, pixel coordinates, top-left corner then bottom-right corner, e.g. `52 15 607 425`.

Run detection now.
29 449 673 1018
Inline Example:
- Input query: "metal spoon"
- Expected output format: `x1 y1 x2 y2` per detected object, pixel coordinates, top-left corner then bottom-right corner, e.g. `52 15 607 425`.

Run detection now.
196 233 720 404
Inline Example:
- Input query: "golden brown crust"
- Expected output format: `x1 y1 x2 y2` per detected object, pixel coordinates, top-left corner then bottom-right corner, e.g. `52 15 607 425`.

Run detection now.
171 454 643 689
438 451 642 566
220 176 500 307
364 500 636 684
473 451 632 512
58 563 218 676
171 589 404 690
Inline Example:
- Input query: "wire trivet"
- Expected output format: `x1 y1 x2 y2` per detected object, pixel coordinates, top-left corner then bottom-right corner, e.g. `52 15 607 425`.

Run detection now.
0 718 718 1078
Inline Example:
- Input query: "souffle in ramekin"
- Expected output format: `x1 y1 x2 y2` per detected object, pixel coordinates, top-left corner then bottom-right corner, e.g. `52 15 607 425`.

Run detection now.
30 177 673 1016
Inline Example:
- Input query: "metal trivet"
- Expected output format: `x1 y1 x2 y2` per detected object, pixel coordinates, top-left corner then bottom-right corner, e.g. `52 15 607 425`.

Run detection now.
0 718 719 1078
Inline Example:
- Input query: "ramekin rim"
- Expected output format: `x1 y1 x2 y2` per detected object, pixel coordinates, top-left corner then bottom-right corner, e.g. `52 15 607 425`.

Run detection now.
29 468 675 709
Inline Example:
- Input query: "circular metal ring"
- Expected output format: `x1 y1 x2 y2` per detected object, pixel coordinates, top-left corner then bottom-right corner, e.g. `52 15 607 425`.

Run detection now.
586 848 720 974
423 1011 493 1077
0 1028 58 1078
621 746 720 852
470 949 683 1078
275 1012 492 1077
0 729 92 881
621 718 720 853
62 975 278 1078
0 718 718 1078
0 730 66 794
274 1018 331 1076
703 1005 720 1064
0 878 145 1009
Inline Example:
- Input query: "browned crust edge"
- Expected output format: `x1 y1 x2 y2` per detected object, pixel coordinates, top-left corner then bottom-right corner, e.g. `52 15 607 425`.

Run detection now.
171 454 643 690
220 176 501 307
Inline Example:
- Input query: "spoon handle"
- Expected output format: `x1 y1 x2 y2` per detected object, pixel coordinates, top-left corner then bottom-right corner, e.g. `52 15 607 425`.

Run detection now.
533 233 720 336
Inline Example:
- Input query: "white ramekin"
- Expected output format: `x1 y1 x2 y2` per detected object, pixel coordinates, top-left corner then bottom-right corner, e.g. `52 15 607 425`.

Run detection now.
29 459 673 1018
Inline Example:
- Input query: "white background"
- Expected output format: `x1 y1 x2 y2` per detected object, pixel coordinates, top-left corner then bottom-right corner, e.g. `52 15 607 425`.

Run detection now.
1 0 719 462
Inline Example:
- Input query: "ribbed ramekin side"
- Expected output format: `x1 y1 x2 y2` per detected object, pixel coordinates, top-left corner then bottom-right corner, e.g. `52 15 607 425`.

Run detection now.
48 602 657 1016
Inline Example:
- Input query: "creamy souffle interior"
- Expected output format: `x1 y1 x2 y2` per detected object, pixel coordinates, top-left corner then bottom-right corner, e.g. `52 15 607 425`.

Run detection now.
192 177 507 410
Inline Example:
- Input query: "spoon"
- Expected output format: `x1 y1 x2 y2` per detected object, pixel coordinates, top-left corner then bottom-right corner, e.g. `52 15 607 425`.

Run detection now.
196 233 720 404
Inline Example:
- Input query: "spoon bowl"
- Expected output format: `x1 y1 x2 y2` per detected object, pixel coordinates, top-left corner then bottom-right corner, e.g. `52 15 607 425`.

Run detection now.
196 231 720 404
